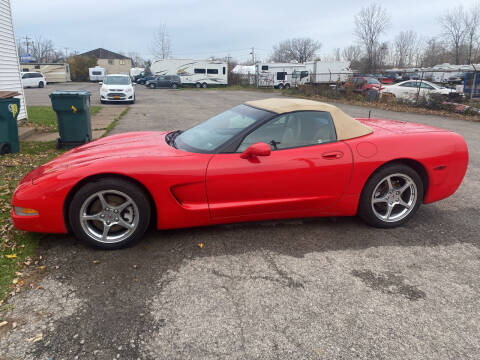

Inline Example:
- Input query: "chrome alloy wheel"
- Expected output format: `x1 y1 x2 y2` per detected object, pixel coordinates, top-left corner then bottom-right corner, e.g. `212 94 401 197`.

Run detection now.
371 173 417 223
79 190 139 244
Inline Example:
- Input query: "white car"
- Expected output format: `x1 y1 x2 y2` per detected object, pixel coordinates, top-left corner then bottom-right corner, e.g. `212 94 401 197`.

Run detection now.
381 80 456 102
100 74 135 104
21 72 47 88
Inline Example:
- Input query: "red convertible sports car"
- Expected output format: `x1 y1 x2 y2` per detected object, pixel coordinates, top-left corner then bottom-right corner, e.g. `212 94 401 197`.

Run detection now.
12 98 468 249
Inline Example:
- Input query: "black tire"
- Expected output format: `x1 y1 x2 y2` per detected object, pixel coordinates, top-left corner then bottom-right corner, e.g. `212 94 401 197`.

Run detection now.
195 82 201 88
69 177 151 249
55 138 62 149
278 83 284 89
100 100 106 104
38 82 44 88
130 97 135 104
0 142 11 155
285 83 290 89
171 83 177 89
202 82 207 88
358 164 424 228
148 83 156 89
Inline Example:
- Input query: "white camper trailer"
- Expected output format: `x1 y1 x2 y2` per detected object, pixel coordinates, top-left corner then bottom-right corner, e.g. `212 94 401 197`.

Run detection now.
256 63 308 88
304 61 352 84
19 63 71 83
89 67 106 82
150 59 228 87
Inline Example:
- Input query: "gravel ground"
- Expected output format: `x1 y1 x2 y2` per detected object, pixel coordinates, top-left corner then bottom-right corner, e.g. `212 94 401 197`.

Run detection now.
2 83 478 360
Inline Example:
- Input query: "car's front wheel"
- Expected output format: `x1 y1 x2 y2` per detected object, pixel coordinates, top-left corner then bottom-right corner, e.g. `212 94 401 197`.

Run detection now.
171 83 177 89
148 83 156 89
39 82 44 88
69 177 151 249
358 164 423 228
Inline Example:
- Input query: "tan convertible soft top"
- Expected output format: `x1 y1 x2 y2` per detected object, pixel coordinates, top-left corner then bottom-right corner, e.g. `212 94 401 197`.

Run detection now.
246 98 373 140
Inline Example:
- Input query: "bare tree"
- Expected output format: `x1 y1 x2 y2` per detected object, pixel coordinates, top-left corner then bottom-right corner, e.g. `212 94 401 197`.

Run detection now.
270 38 321 63
464 3 480 64
421 37 449 67
342 45 362 63
128 52 147 67
30 36 56 62
333 48 341 61
151 23 171 60
439 6 467 64
394 30 417 67
354 3 390 71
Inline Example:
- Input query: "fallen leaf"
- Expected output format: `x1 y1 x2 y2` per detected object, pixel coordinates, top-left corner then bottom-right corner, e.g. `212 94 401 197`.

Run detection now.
92 260 100 264
197 243 204 249
27 333 43 343
0 321 7 327
12 278 18 285
39 265 46 270
5 254 17 259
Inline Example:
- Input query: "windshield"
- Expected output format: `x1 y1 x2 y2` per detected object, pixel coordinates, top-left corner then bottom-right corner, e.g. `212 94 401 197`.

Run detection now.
104 76 130 85
366 77 380 84
174 105 272 153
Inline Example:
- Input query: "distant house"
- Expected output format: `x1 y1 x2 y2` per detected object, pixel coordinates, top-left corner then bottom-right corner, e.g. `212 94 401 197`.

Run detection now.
0 0 27 120
79 48 132 75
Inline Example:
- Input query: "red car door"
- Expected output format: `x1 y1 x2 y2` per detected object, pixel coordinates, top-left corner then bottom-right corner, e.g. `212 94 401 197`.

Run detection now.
205 111 353 219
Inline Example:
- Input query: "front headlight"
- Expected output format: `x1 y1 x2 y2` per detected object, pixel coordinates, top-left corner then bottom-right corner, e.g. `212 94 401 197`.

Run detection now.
125 87 132 93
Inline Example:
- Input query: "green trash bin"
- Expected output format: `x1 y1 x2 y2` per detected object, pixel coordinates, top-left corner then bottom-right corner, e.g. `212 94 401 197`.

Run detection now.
49 90 92 149
0 97 21 155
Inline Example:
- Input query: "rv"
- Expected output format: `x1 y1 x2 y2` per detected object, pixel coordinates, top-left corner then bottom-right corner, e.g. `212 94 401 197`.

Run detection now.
305 61 352 84
256 63 308 88
89 67 106 82
150 59 228 87
19 63 71 83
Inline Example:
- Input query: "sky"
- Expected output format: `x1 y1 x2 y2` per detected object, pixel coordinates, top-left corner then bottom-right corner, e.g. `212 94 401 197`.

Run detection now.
10 0 479 63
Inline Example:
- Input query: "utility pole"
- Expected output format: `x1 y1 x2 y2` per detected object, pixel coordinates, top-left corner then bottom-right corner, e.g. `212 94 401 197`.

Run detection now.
250 47 255 64
23 35 31 54
64 47 69 60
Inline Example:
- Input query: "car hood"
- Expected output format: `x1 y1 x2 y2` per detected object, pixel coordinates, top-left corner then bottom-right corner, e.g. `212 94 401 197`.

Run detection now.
102 84 132 91
24 132 190 182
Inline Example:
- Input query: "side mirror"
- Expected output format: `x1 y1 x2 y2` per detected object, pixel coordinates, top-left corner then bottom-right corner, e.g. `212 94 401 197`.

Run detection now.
240 142 271 159
99 82 103 85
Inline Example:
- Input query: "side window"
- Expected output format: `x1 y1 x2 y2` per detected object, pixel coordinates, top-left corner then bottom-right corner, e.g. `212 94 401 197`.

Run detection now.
223 67 226 75
22 73 30 79
35 73 42 78
120 59 125 65
237 111 336 152
261 65 268 71
207 69 218 74
194 68 206 74
34 65 40 69
399 81 412 87
421 82 433 89
277 72 286 81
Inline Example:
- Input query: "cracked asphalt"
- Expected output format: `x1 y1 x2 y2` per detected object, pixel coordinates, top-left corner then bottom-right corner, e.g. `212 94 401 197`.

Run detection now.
2 84 479 359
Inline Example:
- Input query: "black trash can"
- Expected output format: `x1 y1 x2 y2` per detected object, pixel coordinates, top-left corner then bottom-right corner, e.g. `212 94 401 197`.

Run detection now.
367 89 379 102
49 90 92 149
0 96 21 155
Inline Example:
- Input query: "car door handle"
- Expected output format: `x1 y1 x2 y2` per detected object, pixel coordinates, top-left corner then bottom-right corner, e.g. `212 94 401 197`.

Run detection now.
322 151 344 160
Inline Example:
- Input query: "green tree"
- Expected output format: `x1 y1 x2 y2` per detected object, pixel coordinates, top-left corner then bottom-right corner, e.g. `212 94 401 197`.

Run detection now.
68 56 97 81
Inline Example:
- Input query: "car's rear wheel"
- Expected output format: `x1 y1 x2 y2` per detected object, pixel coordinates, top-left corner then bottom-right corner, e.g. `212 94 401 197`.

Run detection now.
202 82 208 88
148 83 156 89
278 83 284 89
0 142 11 154
39 82 44 88
195 82 201 88
69 178 151 249
285 83 290 89
171 83 177 89
358 164 423 228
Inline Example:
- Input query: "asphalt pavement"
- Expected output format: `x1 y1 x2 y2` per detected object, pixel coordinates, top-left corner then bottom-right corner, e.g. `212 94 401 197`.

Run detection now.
2 83 479 360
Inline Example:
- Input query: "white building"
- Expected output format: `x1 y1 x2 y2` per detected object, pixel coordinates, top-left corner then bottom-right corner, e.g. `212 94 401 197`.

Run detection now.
0 0 26 120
